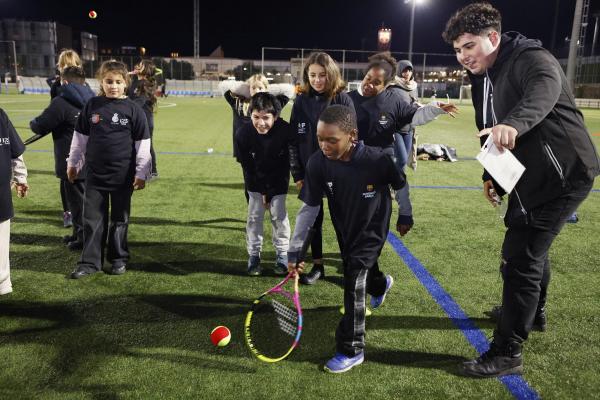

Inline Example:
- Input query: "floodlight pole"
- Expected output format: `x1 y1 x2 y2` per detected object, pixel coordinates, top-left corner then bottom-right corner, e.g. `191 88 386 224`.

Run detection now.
261 47 265 75
592 12 600 56
408 0 416 62
566 0 583 92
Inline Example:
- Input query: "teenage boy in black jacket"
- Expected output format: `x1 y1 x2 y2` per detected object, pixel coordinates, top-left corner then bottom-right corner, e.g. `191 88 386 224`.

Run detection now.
236 92 295 276
443 2 600 378
288 105 405 373
30 66 95 250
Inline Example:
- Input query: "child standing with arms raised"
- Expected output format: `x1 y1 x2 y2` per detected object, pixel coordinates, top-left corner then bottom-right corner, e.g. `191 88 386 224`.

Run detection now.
67 60 151 279
235 92 294 276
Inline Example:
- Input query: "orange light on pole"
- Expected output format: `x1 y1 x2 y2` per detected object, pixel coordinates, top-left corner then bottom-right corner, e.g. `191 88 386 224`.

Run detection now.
378 28 392 51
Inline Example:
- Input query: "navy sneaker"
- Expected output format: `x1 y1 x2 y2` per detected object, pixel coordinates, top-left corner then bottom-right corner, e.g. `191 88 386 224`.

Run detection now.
566 212 579 223
324 352 364 373
247 255 261 276
273 254 288 276
370 275 394 309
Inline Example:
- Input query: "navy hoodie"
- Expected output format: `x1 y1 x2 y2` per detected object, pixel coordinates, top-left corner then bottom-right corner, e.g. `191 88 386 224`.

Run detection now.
30 82 95 179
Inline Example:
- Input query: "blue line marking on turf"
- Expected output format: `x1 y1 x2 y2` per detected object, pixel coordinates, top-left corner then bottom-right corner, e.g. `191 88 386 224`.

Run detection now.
387 232 540 400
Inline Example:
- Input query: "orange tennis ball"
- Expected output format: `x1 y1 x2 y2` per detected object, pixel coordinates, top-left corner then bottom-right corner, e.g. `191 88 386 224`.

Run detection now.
89 10 98 19
210 326 231 347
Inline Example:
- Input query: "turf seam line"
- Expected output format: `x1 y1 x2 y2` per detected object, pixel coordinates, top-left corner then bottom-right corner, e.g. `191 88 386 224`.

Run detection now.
387 232 540 400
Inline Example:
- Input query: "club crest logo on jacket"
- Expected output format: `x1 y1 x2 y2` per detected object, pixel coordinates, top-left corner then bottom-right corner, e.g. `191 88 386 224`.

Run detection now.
378 113 390 127
362 184 376 199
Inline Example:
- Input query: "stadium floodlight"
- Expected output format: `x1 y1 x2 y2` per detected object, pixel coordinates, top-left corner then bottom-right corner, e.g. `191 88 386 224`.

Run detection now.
405 0 426 62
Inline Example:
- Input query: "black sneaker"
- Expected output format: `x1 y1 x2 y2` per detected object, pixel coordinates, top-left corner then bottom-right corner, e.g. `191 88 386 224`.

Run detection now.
66 240 84 251
485 305 546 332
299 263 324 285
110 264 127 275
462 341 523 378
63 234 76 244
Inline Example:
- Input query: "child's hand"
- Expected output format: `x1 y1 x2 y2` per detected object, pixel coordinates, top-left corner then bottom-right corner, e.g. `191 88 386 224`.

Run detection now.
14 182 29 198
295 180 304 191
262 194 269 209
133 177 146 190
67 167 78 183
288 261 305 277
438 102 459 118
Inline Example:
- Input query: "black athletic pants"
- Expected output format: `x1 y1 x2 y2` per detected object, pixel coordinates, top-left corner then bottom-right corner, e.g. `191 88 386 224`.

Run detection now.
77 185 133 272
64 179 85 242
336 260 387 356
497 181 593 344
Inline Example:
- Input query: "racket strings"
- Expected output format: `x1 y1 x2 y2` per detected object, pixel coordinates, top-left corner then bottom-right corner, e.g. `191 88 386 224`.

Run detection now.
271 299 298 337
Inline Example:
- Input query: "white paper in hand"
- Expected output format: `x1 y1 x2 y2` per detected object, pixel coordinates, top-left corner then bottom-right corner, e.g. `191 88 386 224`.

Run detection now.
476 135 525 194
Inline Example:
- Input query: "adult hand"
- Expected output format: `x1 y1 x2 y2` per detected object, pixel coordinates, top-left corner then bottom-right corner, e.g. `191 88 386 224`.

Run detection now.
295 180 303 191
262 194 269 209
483 180 498 206
490 124 517 152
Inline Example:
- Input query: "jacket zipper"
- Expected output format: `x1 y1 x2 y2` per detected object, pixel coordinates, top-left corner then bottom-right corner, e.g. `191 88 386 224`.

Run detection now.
543 142 566 183
513 189 528 224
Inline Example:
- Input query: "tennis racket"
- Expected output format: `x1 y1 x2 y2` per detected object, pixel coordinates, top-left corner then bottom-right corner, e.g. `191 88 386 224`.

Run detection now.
244 228 314 362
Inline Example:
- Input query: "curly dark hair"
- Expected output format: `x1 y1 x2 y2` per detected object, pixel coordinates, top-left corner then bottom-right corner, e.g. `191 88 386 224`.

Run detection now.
319 105 357 135
442 2 502 44
367 52 398 84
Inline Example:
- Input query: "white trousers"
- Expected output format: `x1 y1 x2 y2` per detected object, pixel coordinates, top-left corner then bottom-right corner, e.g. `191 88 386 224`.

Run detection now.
0 219 12 295
246 192 290 257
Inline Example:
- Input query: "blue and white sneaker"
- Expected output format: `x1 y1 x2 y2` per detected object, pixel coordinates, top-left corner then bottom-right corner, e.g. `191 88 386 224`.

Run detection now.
324 352 364 373
370 275 394 309
566 212 579 223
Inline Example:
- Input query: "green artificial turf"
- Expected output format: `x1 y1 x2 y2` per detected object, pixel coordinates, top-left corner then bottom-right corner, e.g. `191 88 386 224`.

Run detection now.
0 94 598 399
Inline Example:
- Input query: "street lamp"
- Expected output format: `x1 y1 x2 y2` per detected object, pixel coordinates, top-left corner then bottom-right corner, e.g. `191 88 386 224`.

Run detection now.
405 0 425 62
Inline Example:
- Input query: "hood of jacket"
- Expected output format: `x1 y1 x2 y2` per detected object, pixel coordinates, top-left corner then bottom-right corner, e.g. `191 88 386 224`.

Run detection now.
397 60 414 77
388 75 418 91
60 82 95 109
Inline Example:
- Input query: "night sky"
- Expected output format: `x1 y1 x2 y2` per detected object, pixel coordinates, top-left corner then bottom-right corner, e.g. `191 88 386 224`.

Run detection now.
2 0 600 59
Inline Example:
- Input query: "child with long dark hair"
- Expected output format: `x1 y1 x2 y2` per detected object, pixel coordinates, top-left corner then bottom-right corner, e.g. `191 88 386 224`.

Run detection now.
289 52 354 285
67 60 151 279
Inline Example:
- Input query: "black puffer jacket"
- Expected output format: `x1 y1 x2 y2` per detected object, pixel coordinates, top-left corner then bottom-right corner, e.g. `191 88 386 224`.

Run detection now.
470 31 600 211
289 88 354 181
